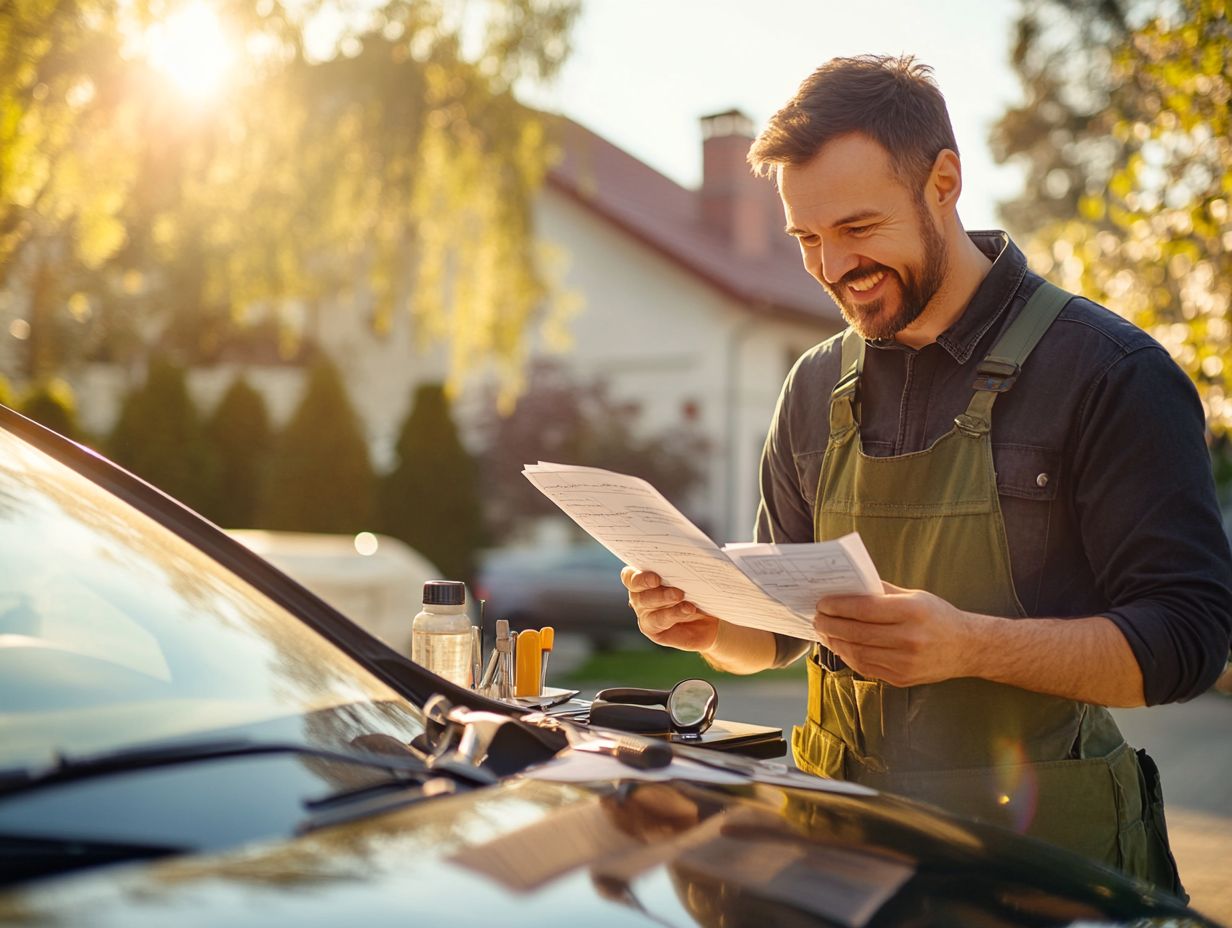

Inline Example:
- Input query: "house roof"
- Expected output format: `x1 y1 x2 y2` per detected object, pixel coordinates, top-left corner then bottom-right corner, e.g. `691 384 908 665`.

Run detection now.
545 116 842 327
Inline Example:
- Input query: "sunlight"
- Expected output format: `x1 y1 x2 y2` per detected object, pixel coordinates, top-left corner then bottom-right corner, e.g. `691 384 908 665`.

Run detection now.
144 2 235 101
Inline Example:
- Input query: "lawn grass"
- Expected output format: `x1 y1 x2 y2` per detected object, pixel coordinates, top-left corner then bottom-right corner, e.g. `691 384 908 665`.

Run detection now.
560 643 803 688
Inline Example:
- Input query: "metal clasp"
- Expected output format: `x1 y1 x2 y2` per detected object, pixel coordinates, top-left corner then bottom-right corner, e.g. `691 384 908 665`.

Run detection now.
971 359 1020 393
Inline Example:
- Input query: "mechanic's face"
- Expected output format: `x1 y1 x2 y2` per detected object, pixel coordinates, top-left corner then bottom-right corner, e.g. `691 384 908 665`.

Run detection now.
779 133 948 342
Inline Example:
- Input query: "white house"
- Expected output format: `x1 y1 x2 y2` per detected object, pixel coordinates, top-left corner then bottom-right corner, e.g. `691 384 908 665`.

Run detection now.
47 109 842 542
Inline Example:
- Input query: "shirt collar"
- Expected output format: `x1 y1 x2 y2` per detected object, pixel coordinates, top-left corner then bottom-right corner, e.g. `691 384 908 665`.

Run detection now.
868 231 1028 363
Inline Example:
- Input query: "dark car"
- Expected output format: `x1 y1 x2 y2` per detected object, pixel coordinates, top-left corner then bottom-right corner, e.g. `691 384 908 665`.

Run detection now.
0 404 1213 927
475 542 635 646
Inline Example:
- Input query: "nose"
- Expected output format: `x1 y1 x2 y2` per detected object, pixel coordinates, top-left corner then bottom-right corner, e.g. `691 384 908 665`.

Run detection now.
802 237 858 286
817 239 859 286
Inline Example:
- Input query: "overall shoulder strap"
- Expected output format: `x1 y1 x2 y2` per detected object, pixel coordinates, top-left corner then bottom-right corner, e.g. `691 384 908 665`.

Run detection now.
957 281 1073 435
829 326 865 435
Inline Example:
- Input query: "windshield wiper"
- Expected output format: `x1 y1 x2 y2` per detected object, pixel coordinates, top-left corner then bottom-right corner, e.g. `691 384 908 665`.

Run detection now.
299 775 461 834
0 833 185 886
0 737 434 799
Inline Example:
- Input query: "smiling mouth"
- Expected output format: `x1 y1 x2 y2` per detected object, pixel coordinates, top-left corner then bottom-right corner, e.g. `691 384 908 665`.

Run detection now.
847 269 887 293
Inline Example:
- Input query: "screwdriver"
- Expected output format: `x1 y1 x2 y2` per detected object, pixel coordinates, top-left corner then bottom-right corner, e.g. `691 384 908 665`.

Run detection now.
514 628 542 697
539 627 554 690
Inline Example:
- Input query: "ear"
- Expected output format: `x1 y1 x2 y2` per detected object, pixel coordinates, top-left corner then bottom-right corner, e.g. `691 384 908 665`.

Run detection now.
925 149 962 212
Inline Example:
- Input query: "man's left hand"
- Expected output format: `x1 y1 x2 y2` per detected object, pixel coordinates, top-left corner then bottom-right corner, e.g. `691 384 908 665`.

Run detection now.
814 582 977 686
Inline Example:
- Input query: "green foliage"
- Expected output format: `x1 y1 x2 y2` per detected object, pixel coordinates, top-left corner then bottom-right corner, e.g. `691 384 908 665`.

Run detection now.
380 383 485 583
0 1 578 397
202 375 272 528
996 0 1232 433
990 0 1138 235
17 378 83 441
0 0 136 280
0 0 143 379
475 362 710 541
107 359 218 512
261 356 373 533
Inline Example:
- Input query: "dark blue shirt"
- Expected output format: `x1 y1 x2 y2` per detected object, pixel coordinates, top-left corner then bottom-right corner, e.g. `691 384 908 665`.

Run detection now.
757 231 1232 704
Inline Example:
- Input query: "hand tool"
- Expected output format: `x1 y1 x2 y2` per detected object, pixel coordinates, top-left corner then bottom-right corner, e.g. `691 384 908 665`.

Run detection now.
514 628 541 697
539 626 554 689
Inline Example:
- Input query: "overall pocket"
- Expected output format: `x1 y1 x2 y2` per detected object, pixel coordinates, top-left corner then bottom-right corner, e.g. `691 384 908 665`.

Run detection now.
799 650 887 774
883 749 1126 867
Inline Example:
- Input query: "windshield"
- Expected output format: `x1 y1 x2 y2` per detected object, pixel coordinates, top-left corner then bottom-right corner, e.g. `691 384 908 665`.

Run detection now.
0 425 424 769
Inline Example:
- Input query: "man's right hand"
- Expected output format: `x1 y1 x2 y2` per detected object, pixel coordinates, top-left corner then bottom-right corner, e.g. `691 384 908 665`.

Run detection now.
620 567 720 652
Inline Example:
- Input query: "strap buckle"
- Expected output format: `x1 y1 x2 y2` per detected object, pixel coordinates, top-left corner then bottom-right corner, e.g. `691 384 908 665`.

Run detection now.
972 358 1020 393
832 368 859 400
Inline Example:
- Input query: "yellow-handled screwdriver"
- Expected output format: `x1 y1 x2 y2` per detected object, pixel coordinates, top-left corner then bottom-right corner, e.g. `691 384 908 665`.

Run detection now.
514 629 542 697
539 627 554 690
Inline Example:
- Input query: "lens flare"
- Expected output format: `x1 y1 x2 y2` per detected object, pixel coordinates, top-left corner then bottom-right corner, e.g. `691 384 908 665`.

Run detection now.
991 738 1039 833
144 3 234 101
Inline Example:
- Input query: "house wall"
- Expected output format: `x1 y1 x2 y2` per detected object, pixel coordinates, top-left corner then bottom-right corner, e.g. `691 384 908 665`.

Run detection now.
530 186 837 541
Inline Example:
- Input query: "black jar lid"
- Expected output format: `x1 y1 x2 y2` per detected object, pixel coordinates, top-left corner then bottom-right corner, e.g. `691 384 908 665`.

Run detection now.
422 580 466 606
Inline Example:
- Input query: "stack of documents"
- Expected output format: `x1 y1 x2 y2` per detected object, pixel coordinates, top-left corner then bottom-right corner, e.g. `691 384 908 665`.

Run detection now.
523 463 882 641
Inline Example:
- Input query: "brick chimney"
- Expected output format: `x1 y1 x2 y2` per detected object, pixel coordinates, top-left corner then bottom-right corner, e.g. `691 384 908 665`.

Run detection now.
700 109 778 258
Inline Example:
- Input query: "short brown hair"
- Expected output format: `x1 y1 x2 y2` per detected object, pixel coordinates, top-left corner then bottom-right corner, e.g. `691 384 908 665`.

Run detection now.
747 55 958 191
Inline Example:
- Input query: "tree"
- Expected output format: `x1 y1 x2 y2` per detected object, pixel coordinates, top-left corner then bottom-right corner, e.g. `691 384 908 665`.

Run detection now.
203 374 272 528
17 378 83 442
380 383 485 583
993 0 1232 433
475 361 710 542
1 1 579 397
107 358 218 512
0 0 142 379
260 356 373 533
990 0 1139 235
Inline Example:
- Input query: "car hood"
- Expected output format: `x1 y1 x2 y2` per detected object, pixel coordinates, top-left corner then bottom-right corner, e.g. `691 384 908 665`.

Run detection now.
0 745 1203 928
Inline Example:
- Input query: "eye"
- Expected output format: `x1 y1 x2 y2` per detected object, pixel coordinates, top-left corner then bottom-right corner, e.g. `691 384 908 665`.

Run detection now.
798 234 821 247
846 224 872 237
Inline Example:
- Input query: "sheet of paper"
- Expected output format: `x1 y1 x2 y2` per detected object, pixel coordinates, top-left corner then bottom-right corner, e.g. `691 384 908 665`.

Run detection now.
523 463 815 639
721 535 882 616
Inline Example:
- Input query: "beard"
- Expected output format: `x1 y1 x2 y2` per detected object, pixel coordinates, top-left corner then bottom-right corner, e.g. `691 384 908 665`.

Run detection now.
824 203 949 341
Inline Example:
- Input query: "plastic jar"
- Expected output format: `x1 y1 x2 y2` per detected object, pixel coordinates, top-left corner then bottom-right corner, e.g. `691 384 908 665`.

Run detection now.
410 580 471 687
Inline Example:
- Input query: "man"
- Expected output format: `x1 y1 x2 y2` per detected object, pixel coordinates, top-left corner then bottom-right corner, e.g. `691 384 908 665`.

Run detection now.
621 55 1232 894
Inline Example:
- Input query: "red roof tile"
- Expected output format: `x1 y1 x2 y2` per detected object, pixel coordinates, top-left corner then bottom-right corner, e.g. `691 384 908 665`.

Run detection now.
545 116 842 327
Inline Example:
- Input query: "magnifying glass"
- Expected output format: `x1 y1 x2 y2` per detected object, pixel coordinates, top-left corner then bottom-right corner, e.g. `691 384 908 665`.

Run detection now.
589 678 718 739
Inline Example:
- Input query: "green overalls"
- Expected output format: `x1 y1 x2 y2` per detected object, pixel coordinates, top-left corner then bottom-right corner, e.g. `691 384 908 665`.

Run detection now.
791 283 1184 894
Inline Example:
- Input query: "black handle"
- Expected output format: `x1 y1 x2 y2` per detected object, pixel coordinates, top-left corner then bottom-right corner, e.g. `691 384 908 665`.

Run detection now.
593 686 671 706
589 701 671 734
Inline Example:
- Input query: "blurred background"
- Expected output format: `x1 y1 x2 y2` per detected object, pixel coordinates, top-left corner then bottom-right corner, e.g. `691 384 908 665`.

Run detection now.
1 0 1230 917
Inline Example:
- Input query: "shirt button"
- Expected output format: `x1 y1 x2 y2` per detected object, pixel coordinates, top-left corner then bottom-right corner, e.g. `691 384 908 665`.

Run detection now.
1036 473 1050 488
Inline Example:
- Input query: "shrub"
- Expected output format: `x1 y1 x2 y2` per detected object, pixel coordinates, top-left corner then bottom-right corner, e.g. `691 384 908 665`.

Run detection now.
261 356 374 533
107 359 218 513
203 374 272 528
380 383 485 584
18 378 83 443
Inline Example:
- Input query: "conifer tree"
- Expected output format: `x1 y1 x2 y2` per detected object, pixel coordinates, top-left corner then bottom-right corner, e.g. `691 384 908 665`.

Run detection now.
261 356 373 533
18 378 83 442
107 359 218 512
380 383 485 584
204 375 272 528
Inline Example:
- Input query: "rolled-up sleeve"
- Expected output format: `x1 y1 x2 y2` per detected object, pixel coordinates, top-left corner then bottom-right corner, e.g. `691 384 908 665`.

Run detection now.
1072 345 1232 704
